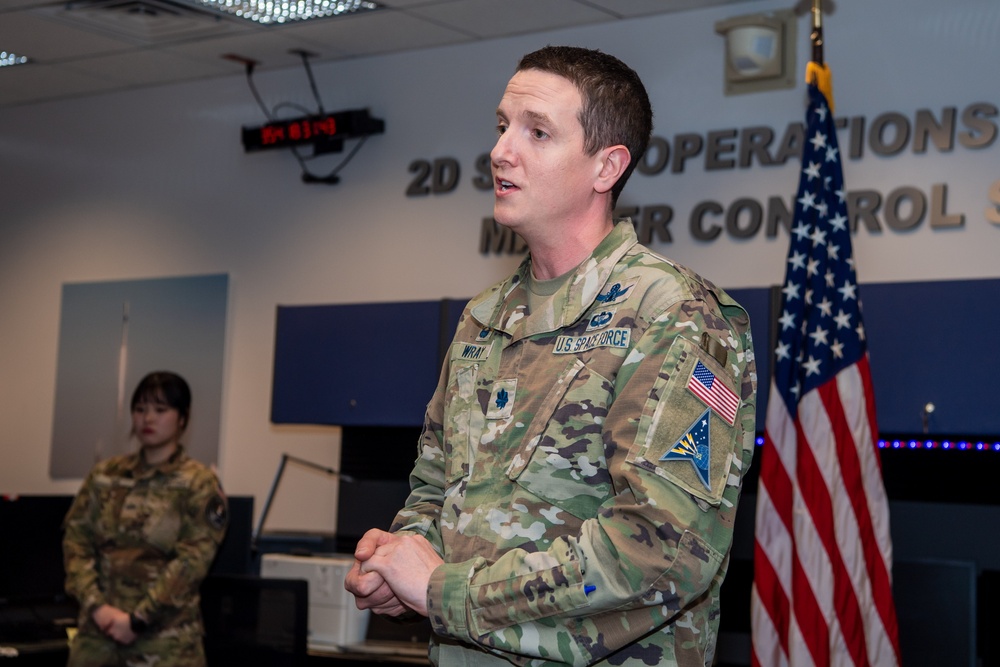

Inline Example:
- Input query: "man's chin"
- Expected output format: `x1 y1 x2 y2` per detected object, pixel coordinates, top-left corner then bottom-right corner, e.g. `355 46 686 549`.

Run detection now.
492 210 518 230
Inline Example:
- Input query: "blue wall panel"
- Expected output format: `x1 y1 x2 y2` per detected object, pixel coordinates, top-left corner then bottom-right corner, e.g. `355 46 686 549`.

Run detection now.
271 278 1000 436
271 301 442 426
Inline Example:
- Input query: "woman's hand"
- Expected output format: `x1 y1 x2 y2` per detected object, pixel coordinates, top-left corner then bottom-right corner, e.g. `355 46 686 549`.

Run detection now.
92 604 137 645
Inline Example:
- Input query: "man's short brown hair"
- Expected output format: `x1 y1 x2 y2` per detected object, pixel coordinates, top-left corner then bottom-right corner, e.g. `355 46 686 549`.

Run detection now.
517 46 653 207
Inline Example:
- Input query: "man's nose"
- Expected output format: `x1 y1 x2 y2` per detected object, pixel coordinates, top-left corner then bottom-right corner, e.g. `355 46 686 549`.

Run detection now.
490 131 515 167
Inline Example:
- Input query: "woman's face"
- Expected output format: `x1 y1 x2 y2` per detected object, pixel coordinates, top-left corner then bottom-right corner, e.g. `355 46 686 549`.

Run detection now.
131 393 184 452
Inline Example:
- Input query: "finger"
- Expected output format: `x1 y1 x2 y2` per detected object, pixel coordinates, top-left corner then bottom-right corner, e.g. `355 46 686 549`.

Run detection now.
344 560 369 592
354 528 389 560
358 579 398 608
371 601 410 617
347 569 386 597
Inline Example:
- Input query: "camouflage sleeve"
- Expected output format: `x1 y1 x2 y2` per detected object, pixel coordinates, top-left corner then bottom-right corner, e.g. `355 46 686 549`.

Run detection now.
426 296 756 662
389 346 448 550
62 469 108 616
132 467 228 625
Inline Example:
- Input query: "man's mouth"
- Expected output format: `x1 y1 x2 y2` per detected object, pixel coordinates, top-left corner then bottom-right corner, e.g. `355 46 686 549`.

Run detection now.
497 178 516 192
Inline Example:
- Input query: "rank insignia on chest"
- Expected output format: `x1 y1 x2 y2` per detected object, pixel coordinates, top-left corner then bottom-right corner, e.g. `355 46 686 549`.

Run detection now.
661 408 712 491
596 278 639 305
486 379 517 420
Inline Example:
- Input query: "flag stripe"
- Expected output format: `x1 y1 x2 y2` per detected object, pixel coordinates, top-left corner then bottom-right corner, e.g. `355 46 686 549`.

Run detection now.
829 361 900 665
752 72 901 667
750 546 789 667
798 390 869 667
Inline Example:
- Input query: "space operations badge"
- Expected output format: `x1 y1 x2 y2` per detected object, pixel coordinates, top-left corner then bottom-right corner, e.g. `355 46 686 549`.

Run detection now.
553 328 630 354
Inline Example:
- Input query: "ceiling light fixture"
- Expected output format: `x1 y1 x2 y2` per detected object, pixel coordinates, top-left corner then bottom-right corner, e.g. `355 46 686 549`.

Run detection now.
1 51 30 67
182 0 379 25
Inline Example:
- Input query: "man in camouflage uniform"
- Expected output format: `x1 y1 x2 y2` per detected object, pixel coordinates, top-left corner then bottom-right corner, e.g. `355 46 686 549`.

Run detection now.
63 445 228 667
346 46 757 667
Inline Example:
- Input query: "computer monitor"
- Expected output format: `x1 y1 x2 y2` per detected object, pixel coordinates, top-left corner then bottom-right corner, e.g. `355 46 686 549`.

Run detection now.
0 495 75 605
200 574 308 667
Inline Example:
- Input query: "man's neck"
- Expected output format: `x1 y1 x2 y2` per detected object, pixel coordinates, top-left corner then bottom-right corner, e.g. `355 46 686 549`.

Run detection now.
527 217 615 280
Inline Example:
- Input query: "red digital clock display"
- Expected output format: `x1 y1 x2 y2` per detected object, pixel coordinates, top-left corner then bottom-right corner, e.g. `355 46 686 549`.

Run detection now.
259 116 337 146
242 108 385 153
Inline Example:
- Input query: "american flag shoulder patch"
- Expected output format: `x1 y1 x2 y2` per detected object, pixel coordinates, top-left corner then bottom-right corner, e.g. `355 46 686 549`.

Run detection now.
687 359 739 426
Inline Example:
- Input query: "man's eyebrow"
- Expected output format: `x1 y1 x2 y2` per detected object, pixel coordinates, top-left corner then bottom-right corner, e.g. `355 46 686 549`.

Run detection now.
495 108 553 126
522 110 553 125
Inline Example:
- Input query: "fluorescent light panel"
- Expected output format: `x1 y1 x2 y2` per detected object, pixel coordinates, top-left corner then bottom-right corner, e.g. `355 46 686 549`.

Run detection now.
1 51 30 67
185 0 379 24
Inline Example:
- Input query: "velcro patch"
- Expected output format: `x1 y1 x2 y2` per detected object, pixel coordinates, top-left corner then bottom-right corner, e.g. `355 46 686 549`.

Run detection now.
660 409 712 491
486 379 517 420
595 278 639 305
205 494 228 531
457 341 492 361
585 309 616 331
687 360 739 426
553 328 630 354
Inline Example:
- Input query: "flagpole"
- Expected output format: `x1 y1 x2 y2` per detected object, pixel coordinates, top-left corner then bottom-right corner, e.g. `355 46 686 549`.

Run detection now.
811 0 824 64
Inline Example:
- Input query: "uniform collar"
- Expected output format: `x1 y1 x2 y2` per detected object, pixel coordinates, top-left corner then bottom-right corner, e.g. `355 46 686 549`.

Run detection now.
132 444 187 477
471 220 638 339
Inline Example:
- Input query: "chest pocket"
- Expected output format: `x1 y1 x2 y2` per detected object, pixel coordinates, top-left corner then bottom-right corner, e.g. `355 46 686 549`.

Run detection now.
93 476 132 543
140 490 184 554
505 359 614 520
442 361 485 485
100 477 185 554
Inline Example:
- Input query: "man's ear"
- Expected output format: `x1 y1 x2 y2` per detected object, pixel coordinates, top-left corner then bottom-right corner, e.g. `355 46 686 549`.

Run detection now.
594 145 631 195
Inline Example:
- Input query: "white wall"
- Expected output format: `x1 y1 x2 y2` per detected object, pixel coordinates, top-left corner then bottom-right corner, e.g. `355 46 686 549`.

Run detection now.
1 0 997 531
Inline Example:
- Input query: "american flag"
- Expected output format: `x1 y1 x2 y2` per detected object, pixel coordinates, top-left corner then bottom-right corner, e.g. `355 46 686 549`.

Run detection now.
687 360 739 426
750 66 902 667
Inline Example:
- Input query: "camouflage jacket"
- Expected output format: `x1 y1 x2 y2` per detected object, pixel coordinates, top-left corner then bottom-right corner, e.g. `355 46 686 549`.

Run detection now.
63 445 228 638
392 222 757 667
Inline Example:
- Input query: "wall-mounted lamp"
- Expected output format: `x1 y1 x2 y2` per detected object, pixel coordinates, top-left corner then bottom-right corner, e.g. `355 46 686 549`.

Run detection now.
714 10 797 95
921 402 935 434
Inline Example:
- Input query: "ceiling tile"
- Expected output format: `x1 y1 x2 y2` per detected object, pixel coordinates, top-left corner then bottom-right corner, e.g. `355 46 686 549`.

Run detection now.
376 0 458 8
404 0 615 39
165 27 336 72
65 46 234 86
285 8 472 56
0 0 58 9
583 0 762 17
0 0 752 108
0 10 135 61
0 61 124 106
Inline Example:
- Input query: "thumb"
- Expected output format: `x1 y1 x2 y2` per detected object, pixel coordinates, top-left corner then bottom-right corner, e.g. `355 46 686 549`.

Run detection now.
354 528 393 559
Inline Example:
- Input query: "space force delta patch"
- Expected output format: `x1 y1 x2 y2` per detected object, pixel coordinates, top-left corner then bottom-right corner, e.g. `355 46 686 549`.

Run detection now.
553 328 630 354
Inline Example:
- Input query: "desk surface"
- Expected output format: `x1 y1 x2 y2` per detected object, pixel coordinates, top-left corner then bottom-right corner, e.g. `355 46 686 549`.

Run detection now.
308 640 430 665
0 639 68 666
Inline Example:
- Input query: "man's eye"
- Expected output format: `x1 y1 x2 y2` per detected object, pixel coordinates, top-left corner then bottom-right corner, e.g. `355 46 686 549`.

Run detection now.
532 129 548 139
496 124 507 136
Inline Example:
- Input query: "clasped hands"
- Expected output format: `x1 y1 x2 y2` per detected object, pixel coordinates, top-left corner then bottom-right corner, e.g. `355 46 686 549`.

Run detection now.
344 529 443 617
92 604 136 645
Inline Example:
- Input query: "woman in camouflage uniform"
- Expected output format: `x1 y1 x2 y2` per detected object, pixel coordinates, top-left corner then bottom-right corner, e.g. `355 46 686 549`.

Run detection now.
63 371 228 667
